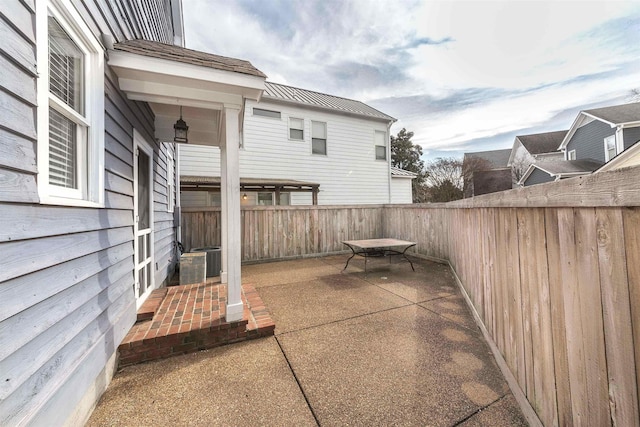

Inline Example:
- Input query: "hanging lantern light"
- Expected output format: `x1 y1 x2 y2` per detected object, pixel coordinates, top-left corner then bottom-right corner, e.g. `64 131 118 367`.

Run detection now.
174 106 189 143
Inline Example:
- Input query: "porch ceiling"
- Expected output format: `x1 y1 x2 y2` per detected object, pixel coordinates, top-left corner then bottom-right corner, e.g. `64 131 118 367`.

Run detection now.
108 40 266 146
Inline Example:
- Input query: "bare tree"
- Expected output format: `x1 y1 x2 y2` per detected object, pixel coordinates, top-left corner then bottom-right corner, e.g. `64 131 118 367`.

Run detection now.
424 157 464 202
628 89 640 103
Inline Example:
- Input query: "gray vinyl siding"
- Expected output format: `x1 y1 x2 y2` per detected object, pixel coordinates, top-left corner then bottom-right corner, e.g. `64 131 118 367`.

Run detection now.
0 1 176 425
623 126 640 150
565 120 614 163
523 167 555 186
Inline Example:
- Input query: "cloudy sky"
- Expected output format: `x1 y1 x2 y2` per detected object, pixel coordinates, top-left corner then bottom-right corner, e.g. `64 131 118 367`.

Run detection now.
183 0 640 161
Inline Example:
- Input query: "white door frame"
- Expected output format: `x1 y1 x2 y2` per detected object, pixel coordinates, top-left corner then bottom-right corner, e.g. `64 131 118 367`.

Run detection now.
133 130 155 308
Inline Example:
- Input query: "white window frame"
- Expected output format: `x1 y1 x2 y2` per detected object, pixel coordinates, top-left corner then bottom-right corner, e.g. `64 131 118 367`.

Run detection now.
257 192 274 206
289 117 304 141
165 144 175 212
567 149 576 160
311 121 327 156
36 0 104 207
604 135 618 162
253 108 281 119
374 130 387 160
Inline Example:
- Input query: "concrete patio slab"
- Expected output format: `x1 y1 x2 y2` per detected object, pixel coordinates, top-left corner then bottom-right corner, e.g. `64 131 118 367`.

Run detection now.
88 256 529 426
277 304 524 426
420 293 480 331
258 275 410 334
242 257 340 288
87 338 316 427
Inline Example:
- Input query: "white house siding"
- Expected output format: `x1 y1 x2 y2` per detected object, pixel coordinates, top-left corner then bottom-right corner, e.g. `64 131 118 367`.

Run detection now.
0 1 177 425
180 99 391 205
390 177 413 203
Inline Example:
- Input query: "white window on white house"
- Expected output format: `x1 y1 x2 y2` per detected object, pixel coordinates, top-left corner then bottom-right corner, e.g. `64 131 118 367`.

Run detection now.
253 108 281 119
312 121 327 155
257 192 274 205
604 135 619 162
374 130 387 160
567 150 576 160
37 0 104 206
289 117 304 140
165 145 175 212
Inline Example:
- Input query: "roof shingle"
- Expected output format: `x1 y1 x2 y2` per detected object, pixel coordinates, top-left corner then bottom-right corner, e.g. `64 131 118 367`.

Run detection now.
584 102 640 125
112 39 267 78
516 130 567 154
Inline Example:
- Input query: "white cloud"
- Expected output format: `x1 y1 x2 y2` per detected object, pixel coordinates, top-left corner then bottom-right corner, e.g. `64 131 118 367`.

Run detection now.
183 0 640 160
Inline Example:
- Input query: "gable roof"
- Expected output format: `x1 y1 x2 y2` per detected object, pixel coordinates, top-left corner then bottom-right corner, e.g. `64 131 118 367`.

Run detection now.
112 39 267 78
516 130 567 154
518 159 603 186
263 81 395 122
583 102 640 126
463 149 511 169
560 102 640 150
391 167 417 178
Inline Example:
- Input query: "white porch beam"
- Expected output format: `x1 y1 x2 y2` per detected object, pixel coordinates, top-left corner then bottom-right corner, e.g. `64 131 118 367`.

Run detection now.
118 78 244 107
220 117 228 284
221 105 243 322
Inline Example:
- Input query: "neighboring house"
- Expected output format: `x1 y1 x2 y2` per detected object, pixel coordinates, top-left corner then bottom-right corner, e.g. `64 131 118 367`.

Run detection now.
0 1 267 425
520 102 640 186
508 130 567 183
179 81 399 206
519 159 604 186
462 149 512 198
390 167 417 203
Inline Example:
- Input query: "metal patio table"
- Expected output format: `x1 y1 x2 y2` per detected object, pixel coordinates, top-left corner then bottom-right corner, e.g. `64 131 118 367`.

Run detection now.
342 238 416 273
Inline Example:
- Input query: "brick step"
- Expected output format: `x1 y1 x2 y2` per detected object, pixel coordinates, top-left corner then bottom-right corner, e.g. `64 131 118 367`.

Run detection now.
119 282 275 367
136 288 168 322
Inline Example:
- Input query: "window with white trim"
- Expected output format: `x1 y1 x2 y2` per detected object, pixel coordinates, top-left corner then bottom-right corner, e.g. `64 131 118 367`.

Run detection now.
604 135 619 162
37 0 104 206
289 117 304 140
312 121 327 155
374 130 387 160
166 144 175 212
253 108 281 119
567 150 576 160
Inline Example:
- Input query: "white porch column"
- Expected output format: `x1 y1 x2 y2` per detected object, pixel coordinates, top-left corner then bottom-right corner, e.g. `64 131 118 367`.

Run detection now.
221 105 243 322
220 129 228 284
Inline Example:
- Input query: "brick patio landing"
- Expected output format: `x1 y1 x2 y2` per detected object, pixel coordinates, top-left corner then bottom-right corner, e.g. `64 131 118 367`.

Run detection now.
118 282 275 367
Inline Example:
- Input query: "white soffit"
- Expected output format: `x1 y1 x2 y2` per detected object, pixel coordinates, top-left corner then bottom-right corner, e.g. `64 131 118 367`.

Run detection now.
152 103 220 146
108 50 265 109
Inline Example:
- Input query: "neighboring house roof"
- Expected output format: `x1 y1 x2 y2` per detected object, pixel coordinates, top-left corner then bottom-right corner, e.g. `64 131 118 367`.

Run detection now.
516 130 567 154
112 39 267 78
519 159 604 185
560 102 640 149
464 149 511 169
390 167 417 178
263 81 396 122
583 102 640 125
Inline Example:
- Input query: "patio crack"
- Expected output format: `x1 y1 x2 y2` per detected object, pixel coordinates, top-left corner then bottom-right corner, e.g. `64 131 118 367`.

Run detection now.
449 393 510 427
275 336 321 427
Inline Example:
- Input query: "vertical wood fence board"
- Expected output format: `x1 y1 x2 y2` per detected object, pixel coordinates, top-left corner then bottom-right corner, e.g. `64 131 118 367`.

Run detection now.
574 208 611 426
557 208 588 425
596 208 640 426
506 208 527 391
517 209 537 409
622 207 640 420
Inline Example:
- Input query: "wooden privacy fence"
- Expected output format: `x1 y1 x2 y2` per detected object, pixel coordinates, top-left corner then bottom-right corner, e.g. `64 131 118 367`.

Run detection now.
180 205 384 260
386 166 640 427
181 166 640 426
